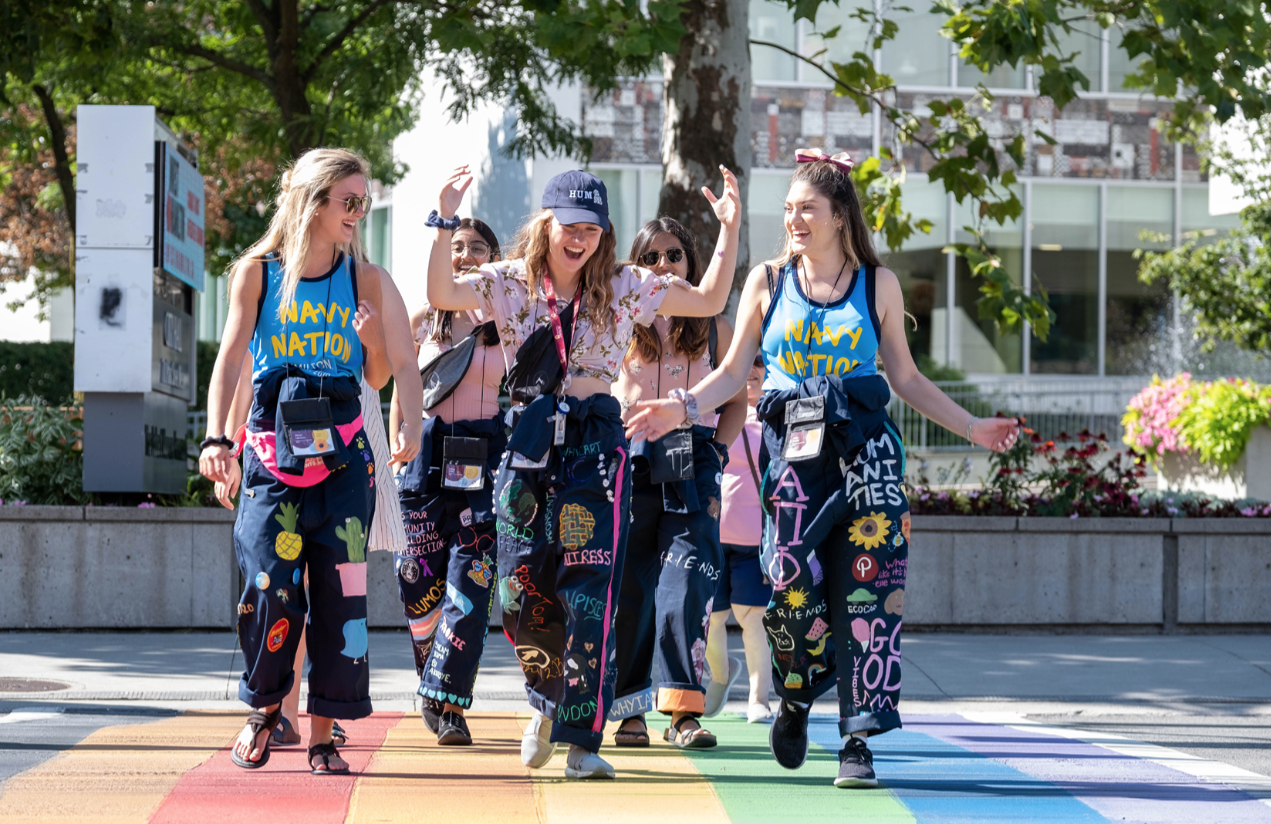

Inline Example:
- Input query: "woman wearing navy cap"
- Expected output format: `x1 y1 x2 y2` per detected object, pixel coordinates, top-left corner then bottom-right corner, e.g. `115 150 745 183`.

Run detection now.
426 164 740 779
625 150 1019 788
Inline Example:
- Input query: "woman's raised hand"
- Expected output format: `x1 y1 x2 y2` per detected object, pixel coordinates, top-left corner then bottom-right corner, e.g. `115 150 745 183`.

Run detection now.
439 165 474 220
624 398 689 443
701 165 741 231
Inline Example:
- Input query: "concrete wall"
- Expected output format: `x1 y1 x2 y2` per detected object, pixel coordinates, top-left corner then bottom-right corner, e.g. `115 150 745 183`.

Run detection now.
3 508 1268 630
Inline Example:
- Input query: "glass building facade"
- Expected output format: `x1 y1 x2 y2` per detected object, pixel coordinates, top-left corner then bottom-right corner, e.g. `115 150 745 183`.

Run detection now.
582 0 1241 377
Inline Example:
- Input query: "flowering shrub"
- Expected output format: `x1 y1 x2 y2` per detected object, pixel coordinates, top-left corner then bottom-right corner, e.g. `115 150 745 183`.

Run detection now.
1123 374 1271 471
909 417 1271 518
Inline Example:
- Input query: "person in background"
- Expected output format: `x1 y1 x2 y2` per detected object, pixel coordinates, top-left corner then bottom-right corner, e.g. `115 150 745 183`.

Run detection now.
703 354 774 724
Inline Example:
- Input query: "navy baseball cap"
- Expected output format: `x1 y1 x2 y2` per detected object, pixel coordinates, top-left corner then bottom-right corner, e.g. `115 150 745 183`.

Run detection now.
542 170 610 231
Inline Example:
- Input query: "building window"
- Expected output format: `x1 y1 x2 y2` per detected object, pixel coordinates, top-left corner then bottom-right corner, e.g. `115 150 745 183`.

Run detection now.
366 205 392 270
954 188 1023 372
1107 25 1145 92
1105 186 1173 375
1180 186 1239 244
802 0 875 69
879 7 951 87
1050 19 1103 93
750 171 794 265
882 177 947 369
593 168 640 255
751 0 798 82
1030 184 1099 374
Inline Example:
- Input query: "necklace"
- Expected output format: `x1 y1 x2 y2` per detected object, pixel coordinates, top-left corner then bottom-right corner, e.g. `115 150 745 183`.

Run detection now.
797 255 847 379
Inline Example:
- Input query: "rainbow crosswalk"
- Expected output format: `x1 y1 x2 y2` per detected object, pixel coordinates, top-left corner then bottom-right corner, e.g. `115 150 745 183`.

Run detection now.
1 711 1268 823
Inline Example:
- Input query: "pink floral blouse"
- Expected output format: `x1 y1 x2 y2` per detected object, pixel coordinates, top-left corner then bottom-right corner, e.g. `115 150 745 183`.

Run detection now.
460 259 679 388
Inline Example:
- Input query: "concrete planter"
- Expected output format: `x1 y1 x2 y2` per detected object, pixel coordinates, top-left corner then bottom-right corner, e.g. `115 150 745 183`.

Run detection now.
2 507 1269 630
1158 424 1271 501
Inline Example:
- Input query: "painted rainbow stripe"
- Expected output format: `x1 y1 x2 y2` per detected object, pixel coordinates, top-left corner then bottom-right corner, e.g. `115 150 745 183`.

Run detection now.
0 712 1265 823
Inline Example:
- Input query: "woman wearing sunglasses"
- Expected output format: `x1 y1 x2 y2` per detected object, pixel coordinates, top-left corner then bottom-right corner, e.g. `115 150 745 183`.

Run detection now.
387 216 506 747
426 164 740 780
199 148 395 775
609 218 747 750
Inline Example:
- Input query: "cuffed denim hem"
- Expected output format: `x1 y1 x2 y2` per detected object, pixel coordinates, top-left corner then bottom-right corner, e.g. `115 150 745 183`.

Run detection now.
771 673 837 706
551 718 603 753
841 709 901 737
238 672 294 710
307 694 373 721
608 686 655 722
656 685 706 715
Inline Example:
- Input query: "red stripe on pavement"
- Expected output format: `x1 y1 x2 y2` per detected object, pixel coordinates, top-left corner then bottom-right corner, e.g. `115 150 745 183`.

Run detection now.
149 713 401 824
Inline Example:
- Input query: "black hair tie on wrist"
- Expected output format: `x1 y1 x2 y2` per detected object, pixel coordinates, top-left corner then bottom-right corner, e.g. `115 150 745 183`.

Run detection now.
200 435 235 452
426 210 462 232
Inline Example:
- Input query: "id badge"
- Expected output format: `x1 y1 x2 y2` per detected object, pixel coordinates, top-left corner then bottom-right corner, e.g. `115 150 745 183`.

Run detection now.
443 436 488 490
553 397 569 446
509 450 550 470
781 422 825 461
278 397 336 457
290 427 336 457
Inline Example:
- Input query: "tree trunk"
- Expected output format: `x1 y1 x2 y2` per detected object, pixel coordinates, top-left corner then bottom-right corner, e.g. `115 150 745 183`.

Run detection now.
31 84 75 233
658 0 751 299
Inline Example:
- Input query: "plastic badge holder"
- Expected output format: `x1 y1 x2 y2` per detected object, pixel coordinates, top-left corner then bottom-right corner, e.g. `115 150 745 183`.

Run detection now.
781 395 825 462
443 436 488 490
278 397 336 457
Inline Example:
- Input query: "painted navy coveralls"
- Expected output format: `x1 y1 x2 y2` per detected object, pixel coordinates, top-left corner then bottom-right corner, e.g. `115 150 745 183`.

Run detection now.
758 259 910 738
394 414 505 709
610 427 726 720
233 254 375 720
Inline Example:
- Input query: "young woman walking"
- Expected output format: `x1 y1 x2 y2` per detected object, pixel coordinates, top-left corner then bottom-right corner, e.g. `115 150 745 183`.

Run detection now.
426 165 740 779
626 149 1019 788
388 217 506 746
199 148 395 775
609 218 747 750
703 354 776 725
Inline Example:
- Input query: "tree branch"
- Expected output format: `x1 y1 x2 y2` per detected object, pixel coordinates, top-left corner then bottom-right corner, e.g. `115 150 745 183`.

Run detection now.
30 84 75 233
156 39 276 90
303 0 395 84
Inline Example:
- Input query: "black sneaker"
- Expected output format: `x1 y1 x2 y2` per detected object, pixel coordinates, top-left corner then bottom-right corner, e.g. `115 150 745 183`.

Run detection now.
769 700 810 769
437 711 473 746
835 736 878 788
420 699 442 734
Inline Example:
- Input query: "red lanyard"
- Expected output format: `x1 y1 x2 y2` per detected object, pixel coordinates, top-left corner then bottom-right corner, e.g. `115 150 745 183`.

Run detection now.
542 274 579 377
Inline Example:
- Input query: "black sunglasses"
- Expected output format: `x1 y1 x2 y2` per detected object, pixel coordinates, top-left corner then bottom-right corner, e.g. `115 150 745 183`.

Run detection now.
639 248 684 267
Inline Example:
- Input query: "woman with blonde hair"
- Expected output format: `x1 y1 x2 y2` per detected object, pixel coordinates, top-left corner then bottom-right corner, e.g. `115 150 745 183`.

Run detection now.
199 147 395 775
626 149 1019 788
426 165 740 779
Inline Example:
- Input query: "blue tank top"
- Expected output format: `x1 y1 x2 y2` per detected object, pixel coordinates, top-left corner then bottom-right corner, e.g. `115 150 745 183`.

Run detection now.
760 258 880 392
249 252 363 382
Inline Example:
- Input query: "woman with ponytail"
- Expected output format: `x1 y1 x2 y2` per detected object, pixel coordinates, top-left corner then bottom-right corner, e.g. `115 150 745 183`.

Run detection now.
625 150 1019 788
199 148 395 776
426 164 740 780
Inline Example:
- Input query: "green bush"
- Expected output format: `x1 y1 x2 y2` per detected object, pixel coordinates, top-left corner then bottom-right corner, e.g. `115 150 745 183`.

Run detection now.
1173 379 1271 470
0 342 74 404
0 395 90 505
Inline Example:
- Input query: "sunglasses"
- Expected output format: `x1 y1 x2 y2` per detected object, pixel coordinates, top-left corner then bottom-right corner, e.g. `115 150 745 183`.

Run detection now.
639 248 684 267
328 195 372 216
451 242 491 257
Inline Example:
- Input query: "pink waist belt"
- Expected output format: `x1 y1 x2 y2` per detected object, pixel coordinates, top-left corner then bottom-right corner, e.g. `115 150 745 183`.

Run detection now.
233 415 364 488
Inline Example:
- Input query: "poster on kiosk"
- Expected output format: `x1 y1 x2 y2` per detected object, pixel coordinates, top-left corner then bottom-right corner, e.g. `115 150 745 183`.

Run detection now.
75 105 206 494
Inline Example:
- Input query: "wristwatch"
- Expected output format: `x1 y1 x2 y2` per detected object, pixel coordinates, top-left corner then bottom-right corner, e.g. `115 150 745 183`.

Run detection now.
667 388 702 426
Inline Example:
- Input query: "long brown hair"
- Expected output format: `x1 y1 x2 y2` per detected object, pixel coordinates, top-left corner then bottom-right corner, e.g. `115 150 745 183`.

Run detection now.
435 217 502 343
627 218 711 363
507 208 618 338
773 159 882 272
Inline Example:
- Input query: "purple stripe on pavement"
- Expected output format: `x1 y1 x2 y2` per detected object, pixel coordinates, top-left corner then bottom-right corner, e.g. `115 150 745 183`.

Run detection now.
911 715 1271 823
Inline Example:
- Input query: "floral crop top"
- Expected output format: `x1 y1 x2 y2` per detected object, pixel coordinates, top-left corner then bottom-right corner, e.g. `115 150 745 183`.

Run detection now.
460 259 680 387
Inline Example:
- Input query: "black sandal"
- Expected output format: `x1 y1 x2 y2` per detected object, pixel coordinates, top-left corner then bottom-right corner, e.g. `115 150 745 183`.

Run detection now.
664 715 718 749
613 716 650 748
332 721 349 746
308 741 351 775
230 706 282 769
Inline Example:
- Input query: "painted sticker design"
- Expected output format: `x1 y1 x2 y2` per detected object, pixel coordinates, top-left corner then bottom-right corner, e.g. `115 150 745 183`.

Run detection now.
447 581 474 616
274 502 302 560
266 618 289 652
559 503 595 550
341 618 368 659
400 557 420 584
852 553 879 583
255 572 270 590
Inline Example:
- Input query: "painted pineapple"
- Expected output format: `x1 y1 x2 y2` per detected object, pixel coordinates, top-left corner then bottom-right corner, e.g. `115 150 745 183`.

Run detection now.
336 516 367 563
274 502 302 560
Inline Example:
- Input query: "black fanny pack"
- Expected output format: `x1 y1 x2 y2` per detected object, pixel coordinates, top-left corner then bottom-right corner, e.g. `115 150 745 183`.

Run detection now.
442 435 488 490
506 303 574 404
418 320 498 410
275 394 351 474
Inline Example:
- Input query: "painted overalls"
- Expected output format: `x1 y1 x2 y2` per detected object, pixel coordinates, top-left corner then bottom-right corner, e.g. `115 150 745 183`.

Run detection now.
232 253 376 720
611 319 726 720
758 259 909 738
394 314 506 711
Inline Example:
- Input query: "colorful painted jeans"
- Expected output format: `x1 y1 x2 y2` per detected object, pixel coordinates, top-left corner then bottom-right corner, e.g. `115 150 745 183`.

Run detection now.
612 427 725 719
495 393 631 753
758 379 908 738
233 429 376 720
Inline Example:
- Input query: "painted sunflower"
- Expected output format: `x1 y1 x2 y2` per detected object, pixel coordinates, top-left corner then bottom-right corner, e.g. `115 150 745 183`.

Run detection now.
848 512 892 549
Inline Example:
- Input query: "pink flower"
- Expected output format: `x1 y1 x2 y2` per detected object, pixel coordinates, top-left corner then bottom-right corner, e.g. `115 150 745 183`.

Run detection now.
138 502 157 509
1123 373 1195 457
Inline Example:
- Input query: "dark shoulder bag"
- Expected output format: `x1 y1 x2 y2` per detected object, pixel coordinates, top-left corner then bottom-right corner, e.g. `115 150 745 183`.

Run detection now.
418 320 498 410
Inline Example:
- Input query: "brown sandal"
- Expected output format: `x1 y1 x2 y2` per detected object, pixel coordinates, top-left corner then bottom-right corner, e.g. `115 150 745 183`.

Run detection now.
664 715 717 749
308 741 351 775
230 706 282 769
613 716 650 748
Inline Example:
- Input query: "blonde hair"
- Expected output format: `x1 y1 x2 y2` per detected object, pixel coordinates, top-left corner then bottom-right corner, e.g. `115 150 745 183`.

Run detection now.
229 148 371 321
508 209 618 337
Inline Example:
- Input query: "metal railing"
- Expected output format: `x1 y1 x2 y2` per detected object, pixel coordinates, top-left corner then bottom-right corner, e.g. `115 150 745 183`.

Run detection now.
887 377 1142 452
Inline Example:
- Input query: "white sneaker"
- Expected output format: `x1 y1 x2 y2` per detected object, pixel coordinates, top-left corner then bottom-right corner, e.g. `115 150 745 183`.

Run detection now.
703 656 743 718
748 702 774 724
521 711 556 768
564 745 615 779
